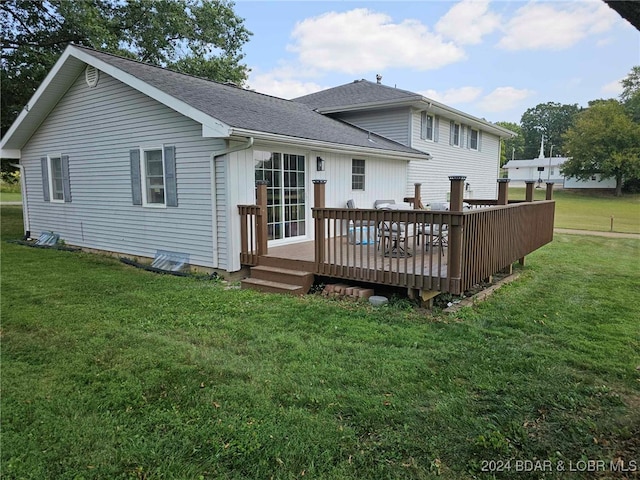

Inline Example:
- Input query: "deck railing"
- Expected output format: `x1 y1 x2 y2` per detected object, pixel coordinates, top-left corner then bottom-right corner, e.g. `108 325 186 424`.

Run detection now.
459 201 555 292
239 178 556 295
312 208 452 291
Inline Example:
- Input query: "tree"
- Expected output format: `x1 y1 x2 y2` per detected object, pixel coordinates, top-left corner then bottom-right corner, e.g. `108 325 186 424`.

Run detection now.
495 121 524 166
562 100 640 196
520 102 581 158
620 65 640 122
1 0 251 136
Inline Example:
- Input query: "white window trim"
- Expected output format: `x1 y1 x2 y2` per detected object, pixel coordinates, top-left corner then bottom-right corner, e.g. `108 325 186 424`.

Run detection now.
140 146 167 208
47 154 64 203
452 123 461 147
352 158 366 191
421 112 434 141
469 128 479 151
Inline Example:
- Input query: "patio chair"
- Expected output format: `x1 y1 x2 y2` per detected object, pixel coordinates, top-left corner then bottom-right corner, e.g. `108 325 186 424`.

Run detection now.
346 199 375 245
375 200 411 257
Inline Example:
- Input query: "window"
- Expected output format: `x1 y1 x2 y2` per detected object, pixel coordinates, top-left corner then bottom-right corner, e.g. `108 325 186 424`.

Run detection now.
451 123 461 146
421 112 434 141
142 148 165 205
254 151 306 240
469 128 479 150
130 146 177 207
41 155 71 203
352 159 365 190
49 156 64 201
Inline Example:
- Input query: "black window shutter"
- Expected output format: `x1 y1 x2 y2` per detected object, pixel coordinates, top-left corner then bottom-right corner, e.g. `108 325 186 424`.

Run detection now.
61 155 72 202
164 145 178 207
41 157 50 202
130 149 142 205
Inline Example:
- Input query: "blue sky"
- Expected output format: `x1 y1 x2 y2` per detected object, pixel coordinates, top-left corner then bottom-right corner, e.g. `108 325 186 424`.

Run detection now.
233 0 639 123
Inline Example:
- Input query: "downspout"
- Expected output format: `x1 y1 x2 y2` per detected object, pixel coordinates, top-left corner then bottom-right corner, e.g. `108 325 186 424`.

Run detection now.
10 162 30 238
209 137 254 270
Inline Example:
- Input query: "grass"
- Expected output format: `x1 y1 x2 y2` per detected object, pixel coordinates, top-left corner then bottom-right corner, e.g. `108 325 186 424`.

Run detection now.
1 204 639 479
509 187 640 234
0 182 21 203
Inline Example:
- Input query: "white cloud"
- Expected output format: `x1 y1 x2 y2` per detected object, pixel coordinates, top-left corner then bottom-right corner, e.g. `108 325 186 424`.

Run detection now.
288 8 465 74
601 78 623 96
498 1 619 51
419 86 483 105
476 87 535 112
248 66 326 99
435 0 501 45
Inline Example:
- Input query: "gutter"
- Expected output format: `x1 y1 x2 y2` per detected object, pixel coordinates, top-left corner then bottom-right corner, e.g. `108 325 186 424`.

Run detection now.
209 136 254 270
9 162 30 237
231 128 429 161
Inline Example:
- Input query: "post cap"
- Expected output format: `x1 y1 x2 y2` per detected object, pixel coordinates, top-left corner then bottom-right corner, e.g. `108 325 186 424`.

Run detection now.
255 180 269 186
414 182 422 186
312 179 328 184
497 178 511 183
448 175 467 181
545 182 555 185
524 180 537 184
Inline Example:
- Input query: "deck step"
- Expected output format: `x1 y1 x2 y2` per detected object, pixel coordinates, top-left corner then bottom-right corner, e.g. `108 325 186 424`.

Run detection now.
240 277 306 295
241 265 315 295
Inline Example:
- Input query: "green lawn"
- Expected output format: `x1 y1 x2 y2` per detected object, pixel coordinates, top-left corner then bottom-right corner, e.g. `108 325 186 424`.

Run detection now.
0 182 21 203
1 205 639 479
509 187 640 234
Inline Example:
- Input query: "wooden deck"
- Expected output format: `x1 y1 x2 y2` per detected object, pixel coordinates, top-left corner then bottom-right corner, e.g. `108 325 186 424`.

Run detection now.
240 179 556 295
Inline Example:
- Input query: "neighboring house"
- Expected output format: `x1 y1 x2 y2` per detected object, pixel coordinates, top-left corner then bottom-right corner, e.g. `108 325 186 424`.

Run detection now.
0 45 430 274
503 157 617 189
295 80 516 202
502 157 567 186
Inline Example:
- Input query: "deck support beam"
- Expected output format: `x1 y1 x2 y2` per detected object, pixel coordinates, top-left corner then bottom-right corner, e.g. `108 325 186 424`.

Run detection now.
447 175 466 295
497 178 510 205
256 180 268 256
313 180 327 266
545 182 555 200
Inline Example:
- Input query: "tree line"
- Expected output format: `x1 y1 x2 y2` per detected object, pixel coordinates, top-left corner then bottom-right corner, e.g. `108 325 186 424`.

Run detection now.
1 1 638 195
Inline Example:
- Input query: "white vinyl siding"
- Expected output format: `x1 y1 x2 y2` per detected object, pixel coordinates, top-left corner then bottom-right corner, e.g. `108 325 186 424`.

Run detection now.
21 70 225 269
409 110 501 201
334 107 411 145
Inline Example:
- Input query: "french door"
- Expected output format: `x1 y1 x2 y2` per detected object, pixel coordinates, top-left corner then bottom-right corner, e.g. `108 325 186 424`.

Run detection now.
254 151 306 241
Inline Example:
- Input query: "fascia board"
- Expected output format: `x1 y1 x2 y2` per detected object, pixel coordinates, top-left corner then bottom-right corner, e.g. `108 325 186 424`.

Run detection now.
232 128 430 161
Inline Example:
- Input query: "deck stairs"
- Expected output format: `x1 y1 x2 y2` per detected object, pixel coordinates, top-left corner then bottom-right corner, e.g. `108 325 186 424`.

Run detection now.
241 265 315 295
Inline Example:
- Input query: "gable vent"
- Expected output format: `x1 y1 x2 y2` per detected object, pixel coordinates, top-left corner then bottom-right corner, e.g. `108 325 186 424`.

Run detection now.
85 65 99 87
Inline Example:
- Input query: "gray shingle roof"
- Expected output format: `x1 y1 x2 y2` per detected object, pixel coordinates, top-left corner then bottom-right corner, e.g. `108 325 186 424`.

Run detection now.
295 79 420 109
77 47 424 156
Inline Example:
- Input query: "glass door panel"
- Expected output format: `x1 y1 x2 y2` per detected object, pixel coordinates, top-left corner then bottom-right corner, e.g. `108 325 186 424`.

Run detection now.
255 151 306 241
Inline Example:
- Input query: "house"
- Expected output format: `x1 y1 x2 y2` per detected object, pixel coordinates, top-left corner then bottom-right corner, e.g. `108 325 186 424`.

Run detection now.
295 79 516 202
1 45 554 297
502 157 567 187
0 45 429 274
503 158 617 189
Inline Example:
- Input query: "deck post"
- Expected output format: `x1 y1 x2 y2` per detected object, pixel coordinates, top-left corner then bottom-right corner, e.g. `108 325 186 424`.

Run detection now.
545 182 555 200
448 175 466 294
255 180 268 256
497 178 510 205
313 180 327 265
525 180 536 202
414 183 423 209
